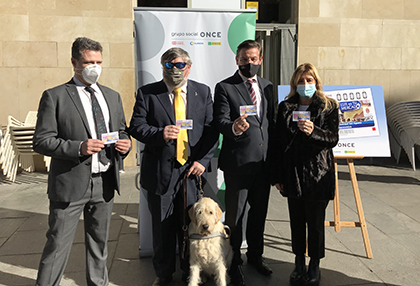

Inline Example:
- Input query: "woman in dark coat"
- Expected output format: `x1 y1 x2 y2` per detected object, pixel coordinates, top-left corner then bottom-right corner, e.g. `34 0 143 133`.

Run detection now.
271 63 339 286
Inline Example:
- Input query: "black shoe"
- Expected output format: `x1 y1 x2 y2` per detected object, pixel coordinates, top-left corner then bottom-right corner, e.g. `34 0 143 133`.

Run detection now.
229 264 246 286
152 276 172 286
181 271 189 284
247 256 273 276
305 258 320 286
290 255 306 286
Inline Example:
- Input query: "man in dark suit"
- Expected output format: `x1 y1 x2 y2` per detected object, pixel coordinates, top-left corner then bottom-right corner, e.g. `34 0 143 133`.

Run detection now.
129 47 218 286
213 40 275 286
33 37 131 286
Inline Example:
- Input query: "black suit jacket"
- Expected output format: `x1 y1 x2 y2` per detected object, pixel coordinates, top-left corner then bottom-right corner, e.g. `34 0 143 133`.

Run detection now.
128 79 218 195
213 71 275 175
33 79 131 202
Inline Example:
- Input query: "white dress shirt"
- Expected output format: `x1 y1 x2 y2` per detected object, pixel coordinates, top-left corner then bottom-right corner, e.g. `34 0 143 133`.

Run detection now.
165 81 188 110
74 77 110 173
233 73 263 136
239 73 262 119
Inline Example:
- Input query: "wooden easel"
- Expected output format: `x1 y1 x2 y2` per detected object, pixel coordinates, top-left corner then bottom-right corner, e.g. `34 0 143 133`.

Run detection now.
325 155 373 259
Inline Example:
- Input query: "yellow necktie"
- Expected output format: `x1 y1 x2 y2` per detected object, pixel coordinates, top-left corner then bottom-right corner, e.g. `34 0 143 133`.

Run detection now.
174 88 188 165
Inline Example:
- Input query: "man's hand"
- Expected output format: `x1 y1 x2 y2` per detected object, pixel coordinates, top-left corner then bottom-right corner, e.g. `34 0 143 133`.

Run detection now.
81 139 104 155
163 125 180 142
187 161 205 177
115 139 131 153
233 114 249 134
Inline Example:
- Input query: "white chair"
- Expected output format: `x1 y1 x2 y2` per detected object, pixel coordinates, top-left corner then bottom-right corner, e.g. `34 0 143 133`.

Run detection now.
387 101 420 170
0 112 50 182
0 126 4 167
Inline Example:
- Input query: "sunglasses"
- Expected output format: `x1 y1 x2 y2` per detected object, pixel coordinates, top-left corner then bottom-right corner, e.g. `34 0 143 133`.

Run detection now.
164 62 187 69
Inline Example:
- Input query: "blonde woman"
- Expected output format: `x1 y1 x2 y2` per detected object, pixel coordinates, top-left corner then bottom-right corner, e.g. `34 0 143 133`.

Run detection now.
271 63 339 286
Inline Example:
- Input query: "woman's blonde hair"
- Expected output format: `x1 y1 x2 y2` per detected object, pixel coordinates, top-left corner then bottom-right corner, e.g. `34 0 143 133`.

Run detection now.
287 63 337 111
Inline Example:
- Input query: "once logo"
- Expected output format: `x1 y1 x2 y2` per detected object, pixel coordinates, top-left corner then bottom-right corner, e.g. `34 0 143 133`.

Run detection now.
337 143 355 148
200 31 222 38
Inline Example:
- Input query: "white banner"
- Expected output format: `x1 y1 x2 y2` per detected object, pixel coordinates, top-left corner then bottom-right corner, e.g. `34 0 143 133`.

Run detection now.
134 8 257 94
134 8 257 256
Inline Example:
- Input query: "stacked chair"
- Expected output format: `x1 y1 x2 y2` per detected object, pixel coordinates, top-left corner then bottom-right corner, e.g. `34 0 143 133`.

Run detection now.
387 101 420 171
0 111 50 182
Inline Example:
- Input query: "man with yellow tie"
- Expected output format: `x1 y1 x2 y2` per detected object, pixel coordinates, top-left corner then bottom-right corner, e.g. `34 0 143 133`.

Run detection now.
129 47 218 286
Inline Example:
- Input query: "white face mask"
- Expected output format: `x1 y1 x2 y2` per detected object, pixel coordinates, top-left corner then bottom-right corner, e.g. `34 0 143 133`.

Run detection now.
81 64 102 85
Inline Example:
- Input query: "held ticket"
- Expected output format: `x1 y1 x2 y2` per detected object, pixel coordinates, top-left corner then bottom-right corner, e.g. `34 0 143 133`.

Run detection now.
176 119 193 129
240 105 257 116
292 111 311 122
101 131 119 144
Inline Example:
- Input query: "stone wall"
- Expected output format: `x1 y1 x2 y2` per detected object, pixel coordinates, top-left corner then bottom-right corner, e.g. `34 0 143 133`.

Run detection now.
0 0 136 166
297 0 420 107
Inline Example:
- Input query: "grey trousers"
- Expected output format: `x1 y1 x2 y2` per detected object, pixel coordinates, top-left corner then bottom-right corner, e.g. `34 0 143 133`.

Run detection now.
36 175 114 286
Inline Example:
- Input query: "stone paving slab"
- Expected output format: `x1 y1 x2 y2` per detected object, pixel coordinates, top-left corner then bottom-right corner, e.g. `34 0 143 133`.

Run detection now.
0 156 419 285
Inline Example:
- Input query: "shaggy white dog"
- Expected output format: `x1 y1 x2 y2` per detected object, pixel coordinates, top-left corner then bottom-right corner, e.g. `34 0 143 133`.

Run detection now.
188 197 233 286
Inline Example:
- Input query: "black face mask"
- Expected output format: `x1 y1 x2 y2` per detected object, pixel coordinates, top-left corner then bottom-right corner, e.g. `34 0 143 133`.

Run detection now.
239 63 260 78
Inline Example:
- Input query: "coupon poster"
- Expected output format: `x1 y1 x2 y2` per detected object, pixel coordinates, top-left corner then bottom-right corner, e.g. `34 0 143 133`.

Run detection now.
278 85 390 157
324 88 379 139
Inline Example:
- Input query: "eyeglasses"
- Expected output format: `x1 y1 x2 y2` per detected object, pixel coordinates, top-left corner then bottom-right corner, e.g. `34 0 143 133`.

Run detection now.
164 62 187 69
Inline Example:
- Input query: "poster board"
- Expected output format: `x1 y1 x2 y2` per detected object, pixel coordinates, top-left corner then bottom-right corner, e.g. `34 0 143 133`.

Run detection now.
278 85 390 157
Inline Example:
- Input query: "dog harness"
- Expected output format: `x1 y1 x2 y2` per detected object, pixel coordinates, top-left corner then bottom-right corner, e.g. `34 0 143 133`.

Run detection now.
189 225 231 240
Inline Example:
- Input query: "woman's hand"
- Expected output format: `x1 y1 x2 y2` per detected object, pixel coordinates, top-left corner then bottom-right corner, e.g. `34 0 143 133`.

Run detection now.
298 119 314 136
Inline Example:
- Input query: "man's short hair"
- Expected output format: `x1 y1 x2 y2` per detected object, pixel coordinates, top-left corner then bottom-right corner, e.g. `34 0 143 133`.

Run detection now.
160 47 192 66
71 37 103 60
236 40 262 57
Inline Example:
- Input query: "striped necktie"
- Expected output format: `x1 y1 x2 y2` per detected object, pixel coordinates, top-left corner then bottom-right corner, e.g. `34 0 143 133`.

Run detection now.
174 88 188 165
85 86 110 165
246 79 257 106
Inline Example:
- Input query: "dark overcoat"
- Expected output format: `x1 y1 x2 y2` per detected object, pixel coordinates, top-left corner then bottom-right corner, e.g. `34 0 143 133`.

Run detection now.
271 93 339 200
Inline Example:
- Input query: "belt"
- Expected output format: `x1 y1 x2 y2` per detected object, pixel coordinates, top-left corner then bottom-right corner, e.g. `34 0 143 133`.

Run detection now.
91 172 102 178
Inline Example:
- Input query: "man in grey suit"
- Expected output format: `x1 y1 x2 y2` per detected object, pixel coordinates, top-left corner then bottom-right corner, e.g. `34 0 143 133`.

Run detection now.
33 37 131 286
129 47 218 286
213 40 275 286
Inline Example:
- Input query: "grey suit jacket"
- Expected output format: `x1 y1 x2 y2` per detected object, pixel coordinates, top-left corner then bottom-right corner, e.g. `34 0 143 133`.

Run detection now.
33 79 130 202
213 71 275 175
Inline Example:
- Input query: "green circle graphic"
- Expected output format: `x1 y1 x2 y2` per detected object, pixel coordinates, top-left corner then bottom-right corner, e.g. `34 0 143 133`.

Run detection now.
227 12 257 54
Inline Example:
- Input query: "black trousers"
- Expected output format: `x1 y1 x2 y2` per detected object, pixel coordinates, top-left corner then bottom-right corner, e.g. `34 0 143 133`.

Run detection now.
147 171 201 278
287 197 329 259
224 165 271 265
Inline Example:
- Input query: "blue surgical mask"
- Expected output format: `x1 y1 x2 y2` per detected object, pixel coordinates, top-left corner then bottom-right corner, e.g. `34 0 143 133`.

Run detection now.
296 84 316 99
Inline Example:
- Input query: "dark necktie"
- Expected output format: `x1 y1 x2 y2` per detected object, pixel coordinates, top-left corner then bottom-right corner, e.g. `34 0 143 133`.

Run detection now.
85 86 110 165
246 79 257 106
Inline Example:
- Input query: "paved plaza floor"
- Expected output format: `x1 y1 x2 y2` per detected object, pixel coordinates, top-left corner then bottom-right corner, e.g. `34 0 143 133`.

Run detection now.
1 156 419 285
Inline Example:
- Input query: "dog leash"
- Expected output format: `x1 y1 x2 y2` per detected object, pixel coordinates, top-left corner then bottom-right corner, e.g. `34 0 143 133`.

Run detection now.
181 173 203 259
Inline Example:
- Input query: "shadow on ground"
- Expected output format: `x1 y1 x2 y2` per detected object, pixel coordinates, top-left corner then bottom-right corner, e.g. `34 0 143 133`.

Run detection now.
0 205 398 286
0 170 48 185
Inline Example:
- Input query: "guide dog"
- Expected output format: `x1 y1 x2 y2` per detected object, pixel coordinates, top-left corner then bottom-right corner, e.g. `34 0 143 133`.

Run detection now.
188 197 233 286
